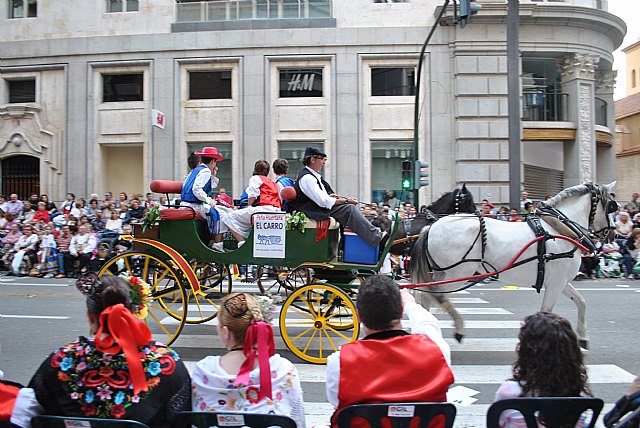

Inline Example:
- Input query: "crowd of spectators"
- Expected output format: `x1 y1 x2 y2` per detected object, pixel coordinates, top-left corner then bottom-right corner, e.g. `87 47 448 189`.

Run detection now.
0 191 155 278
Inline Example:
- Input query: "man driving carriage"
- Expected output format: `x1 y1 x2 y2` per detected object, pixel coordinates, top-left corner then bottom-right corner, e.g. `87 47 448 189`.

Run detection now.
294 147 386 248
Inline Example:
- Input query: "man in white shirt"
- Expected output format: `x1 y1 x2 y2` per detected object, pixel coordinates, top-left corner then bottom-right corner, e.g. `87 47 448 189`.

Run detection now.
294 147 385 248
325 275 453 425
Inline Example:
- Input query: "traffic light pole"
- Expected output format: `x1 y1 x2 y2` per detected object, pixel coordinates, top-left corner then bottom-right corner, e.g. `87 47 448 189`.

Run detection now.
413 0 450 208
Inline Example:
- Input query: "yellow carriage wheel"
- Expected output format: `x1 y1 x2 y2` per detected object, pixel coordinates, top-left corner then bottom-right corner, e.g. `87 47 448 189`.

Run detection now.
98 252 187 346
185 263 232 324
326 276 363 331
279 284 359 364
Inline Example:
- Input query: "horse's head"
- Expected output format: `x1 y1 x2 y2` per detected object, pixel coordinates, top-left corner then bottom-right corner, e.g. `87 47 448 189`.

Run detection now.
427 184 476 215
588 181 617 238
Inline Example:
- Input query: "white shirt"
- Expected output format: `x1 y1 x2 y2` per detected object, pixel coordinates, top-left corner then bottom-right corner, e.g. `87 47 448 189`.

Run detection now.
192 167 220 205
69 233 97 256
325 300 451 408
298 167 336 210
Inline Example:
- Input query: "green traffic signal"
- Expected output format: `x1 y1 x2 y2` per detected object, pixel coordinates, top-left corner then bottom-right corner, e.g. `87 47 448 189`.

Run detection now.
402 178 412 189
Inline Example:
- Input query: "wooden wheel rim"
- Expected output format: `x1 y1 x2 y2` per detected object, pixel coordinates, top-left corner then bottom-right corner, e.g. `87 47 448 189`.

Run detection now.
98 252 187 346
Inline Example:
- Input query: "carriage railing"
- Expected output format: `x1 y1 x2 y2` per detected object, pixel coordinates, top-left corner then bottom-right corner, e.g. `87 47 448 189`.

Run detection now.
176 0 333 23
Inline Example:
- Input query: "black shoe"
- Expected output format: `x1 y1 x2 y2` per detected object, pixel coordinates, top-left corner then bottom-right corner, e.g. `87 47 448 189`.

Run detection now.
378 231 390 257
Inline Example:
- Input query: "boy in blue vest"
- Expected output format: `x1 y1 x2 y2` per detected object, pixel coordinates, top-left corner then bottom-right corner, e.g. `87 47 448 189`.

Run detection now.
273 158 295 213
180 147 227 251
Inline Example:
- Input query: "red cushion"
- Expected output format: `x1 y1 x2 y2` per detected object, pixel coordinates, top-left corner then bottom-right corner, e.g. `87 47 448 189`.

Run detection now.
150 180 183 194
159 208 206 222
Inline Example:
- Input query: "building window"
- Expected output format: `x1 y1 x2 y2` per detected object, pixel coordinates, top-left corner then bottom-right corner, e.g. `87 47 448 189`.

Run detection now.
103 73 144 102
189 71 232 100
373 0 409 2
371 67 415 96
106 0 138 13
187 143 233 196
371 141 413 205
521 58 565 121
8 79 36 103
9 0 37 18
278 142 325 178
279 69 323 98
632 69 637 89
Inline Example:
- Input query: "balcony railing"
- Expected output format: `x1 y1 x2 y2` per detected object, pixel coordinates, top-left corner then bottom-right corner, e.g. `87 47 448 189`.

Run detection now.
522 91 568 122
595 97 607 127
176 0 332 23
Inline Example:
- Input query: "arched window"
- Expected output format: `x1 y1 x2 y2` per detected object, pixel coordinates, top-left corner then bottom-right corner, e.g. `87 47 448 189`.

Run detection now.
632 69 637 89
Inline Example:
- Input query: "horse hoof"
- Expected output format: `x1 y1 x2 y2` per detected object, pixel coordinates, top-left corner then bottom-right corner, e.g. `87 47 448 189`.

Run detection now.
579 339 589 350
454 333 464 343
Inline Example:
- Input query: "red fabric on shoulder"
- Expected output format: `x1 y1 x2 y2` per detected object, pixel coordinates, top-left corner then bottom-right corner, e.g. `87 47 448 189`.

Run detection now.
0 382 20 422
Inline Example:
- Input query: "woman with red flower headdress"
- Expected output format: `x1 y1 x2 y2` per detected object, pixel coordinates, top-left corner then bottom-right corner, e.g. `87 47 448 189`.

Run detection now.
191 293 305 427
26 274 191 426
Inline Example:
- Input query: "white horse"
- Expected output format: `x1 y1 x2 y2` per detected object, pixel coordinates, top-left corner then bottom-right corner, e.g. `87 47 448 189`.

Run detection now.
410 182 617 349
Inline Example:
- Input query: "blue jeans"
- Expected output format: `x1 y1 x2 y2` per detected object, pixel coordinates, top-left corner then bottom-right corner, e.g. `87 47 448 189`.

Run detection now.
57 253 66 274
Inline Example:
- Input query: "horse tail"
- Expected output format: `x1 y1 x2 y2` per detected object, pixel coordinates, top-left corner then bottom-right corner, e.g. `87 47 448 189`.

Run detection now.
410 225 432 284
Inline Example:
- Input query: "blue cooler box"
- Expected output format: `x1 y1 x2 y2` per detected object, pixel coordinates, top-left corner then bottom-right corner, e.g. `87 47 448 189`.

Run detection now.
343 229 379 264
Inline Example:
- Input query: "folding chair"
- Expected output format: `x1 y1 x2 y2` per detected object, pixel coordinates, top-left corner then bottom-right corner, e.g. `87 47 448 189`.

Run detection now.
31 415 151 428
170 411 297 428
335 402 456 428
486 397 604 428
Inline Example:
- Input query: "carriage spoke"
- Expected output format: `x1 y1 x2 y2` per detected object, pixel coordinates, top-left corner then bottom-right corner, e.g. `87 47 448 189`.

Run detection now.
288 304 316 321
321 294 337 318
147 310 172 337
321 327 339 352
291 326 316 342
302 329 318 354
142 257 150 280
324 324 352 341
123 257 132 274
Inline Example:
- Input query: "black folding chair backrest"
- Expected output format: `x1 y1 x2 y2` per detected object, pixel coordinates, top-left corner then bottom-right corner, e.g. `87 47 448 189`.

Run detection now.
171 411 297 428
336 402 456 428
31 415 151 428
486 397 604 428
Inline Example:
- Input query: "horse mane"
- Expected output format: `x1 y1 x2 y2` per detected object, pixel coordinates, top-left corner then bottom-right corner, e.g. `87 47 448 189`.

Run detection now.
544 183 593 208
427 185 475 215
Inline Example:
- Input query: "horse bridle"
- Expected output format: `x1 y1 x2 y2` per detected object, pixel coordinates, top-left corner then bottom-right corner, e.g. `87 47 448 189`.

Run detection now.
585 182 618 238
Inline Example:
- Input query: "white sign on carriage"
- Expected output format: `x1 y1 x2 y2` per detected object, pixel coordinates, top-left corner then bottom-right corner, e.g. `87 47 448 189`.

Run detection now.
252 212 286 258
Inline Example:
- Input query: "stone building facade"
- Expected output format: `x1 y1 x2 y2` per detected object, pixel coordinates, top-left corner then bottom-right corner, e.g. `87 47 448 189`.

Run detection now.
0 0 625 205
615 40 640 199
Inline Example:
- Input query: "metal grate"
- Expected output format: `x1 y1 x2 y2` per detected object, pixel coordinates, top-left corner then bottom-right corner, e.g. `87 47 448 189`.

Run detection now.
1 155 40 200
524 164 564 201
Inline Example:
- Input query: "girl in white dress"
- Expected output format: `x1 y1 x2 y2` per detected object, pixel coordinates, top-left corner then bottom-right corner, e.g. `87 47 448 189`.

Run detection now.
191 293 305 427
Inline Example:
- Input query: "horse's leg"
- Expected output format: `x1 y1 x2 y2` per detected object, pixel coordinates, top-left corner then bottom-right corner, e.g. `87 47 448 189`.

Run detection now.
562 282 589 349
431 291 465 342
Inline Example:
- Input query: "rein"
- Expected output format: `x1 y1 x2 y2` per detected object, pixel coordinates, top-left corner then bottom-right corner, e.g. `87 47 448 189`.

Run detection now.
402 234 590 293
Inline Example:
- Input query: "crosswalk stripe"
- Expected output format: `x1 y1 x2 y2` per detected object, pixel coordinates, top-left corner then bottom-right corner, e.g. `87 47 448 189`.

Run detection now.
431 307 513 315
180 362 637 385
448 298 489 304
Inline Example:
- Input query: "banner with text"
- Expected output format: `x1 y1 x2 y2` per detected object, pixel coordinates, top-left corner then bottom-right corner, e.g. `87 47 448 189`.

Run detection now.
253 212 286 258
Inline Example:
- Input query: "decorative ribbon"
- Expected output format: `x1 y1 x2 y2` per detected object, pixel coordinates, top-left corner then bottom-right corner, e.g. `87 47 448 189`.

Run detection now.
94 304 152 395
233 321 275 401
315 218 330 242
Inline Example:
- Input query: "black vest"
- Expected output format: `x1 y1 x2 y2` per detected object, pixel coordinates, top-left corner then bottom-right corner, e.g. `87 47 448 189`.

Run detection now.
294 168 335 220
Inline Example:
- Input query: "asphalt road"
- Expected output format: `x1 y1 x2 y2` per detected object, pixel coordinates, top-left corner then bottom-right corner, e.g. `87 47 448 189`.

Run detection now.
1 275 638 427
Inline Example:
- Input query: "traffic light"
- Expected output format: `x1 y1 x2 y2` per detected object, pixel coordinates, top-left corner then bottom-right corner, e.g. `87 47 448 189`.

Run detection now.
458 0 481 28
401 160 412 189
414 160 429 189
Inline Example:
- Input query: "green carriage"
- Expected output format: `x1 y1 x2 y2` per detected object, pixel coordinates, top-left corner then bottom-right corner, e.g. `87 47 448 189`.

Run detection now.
98 180 398 364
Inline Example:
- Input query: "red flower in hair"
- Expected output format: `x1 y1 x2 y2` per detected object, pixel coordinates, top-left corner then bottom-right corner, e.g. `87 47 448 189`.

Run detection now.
129 276 140 286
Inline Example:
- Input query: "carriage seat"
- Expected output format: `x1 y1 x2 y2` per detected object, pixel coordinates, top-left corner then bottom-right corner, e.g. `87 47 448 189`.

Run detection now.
150 180 206 221
304 217 340 230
